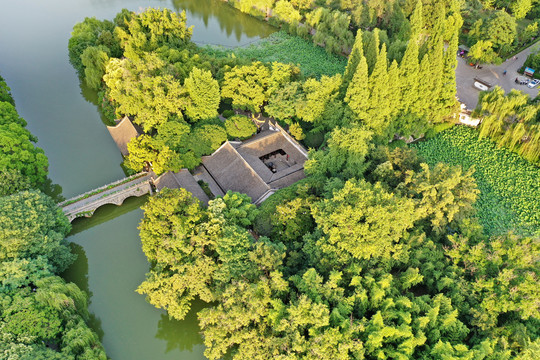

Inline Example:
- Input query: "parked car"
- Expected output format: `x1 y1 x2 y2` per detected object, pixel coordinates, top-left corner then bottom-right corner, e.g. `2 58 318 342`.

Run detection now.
527 79 540 88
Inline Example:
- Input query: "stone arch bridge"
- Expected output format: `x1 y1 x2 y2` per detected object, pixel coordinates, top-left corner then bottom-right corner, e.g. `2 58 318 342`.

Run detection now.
59 172 152 222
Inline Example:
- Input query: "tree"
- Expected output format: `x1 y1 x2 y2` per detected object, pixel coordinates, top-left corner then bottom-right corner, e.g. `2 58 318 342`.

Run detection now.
124 134 185 175
342 29 364 92
446 233 540 331
189 124 227 155
224 115 257 140
184 67 220 122
154 119 191 151
0 74 14 105
485 11 517 54
439 30 460 114
307 8 354 54
0 169 31 196
399 31 420 114
116 8 192 58
296 74 343 128
0 101 26 126
81 46 109 90
124 135 158 172
345 56 369 122
311 179 417 262
0 123 48 188
210 191 258 227
0 191 74 272
305 125 373 179
273 0 302 23
68 16 116 74
137 188 216 320
469 40 500 63
363 29 380 75
364 44 392 136
402 163 479 234
511 0 533 20
221 62 270 113
104 54 187 132
266 81 302 121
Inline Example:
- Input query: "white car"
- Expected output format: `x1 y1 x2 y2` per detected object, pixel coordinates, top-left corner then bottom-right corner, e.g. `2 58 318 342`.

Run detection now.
528 79 540 88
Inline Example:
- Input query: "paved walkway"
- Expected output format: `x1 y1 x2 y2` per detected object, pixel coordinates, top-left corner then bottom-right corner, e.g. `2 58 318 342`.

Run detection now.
456 43 540 109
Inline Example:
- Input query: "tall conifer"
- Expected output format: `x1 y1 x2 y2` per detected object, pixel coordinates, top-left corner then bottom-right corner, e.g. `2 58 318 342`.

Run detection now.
342 30 364 95
387 60 401 121
366 44 391 135
399 35 420 114
363 29 380 75
439 25 460 113
345 56 369 122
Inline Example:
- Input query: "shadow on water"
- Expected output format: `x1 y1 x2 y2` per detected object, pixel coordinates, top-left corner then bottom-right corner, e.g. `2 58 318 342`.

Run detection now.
42 177 65 202
155 300 208 353
79 78 116 126
62 242 106 341
69 195 149 236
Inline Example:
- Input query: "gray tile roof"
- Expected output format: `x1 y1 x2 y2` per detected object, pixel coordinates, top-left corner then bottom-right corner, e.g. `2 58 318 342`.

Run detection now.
154 169 210 205
107 116 142 156
202 142 270 203
201 128 308 204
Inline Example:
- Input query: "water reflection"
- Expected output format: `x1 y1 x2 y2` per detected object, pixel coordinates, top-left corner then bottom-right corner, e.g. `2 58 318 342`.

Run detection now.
172 0 275 46
62 242 106 341
69 195 149 236
155 300 207 353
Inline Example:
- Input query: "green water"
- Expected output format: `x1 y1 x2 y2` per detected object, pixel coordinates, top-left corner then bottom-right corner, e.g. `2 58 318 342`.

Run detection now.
0 1 274 358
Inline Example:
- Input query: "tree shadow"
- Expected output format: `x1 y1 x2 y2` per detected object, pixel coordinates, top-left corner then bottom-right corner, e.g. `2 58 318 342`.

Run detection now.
41 177 64 203
155 299 209 353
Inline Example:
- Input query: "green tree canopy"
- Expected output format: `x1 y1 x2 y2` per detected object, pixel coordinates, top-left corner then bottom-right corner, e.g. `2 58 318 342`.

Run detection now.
0 123 48 189
104 54 186 132
224 115 257 140
184 67 220 122
312 179 417 262
0 191 74 272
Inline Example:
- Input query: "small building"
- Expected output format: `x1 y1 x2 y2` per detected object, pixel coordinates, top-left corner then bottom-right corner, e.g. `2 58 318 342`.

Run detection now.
524 67 535 77
107 116 142 156
153 169 210 205
201 123 308 205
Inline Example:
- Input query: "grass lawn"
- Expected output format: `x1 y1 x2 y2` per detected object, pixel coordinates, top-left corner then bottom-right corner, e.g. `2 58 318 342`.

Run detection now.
411 126 540 236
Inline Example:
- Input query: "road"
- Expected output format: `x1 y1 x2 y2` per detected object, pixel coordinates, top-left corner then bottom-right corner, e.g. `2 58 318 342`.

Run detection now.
456 43 540 109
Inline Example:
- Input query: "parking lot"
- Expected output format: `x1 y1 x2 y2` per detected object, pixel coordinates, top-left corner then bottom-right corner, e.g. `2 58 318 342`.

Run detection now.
456 45 540 110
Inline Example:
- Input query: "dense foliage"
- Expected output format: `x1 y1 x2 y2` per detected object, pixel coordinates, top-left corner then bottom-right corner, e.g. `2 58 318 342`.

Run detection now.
68 1 464 176
65 7 539 359
138 139 539 359
0 75 48 192
0 75 106 358
476 87 540 163
411 125 540 236
221 0 540 64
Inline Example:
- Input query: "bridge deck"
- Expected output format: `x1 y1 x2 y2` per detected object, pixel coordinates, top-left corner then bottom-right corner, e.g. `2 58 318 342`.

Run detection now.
60 173 152 222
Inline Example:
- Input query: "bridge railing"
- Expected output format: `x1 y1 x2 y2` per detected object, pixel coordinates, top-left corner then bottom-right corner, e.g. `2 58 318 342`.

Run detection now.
59 172 149 207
